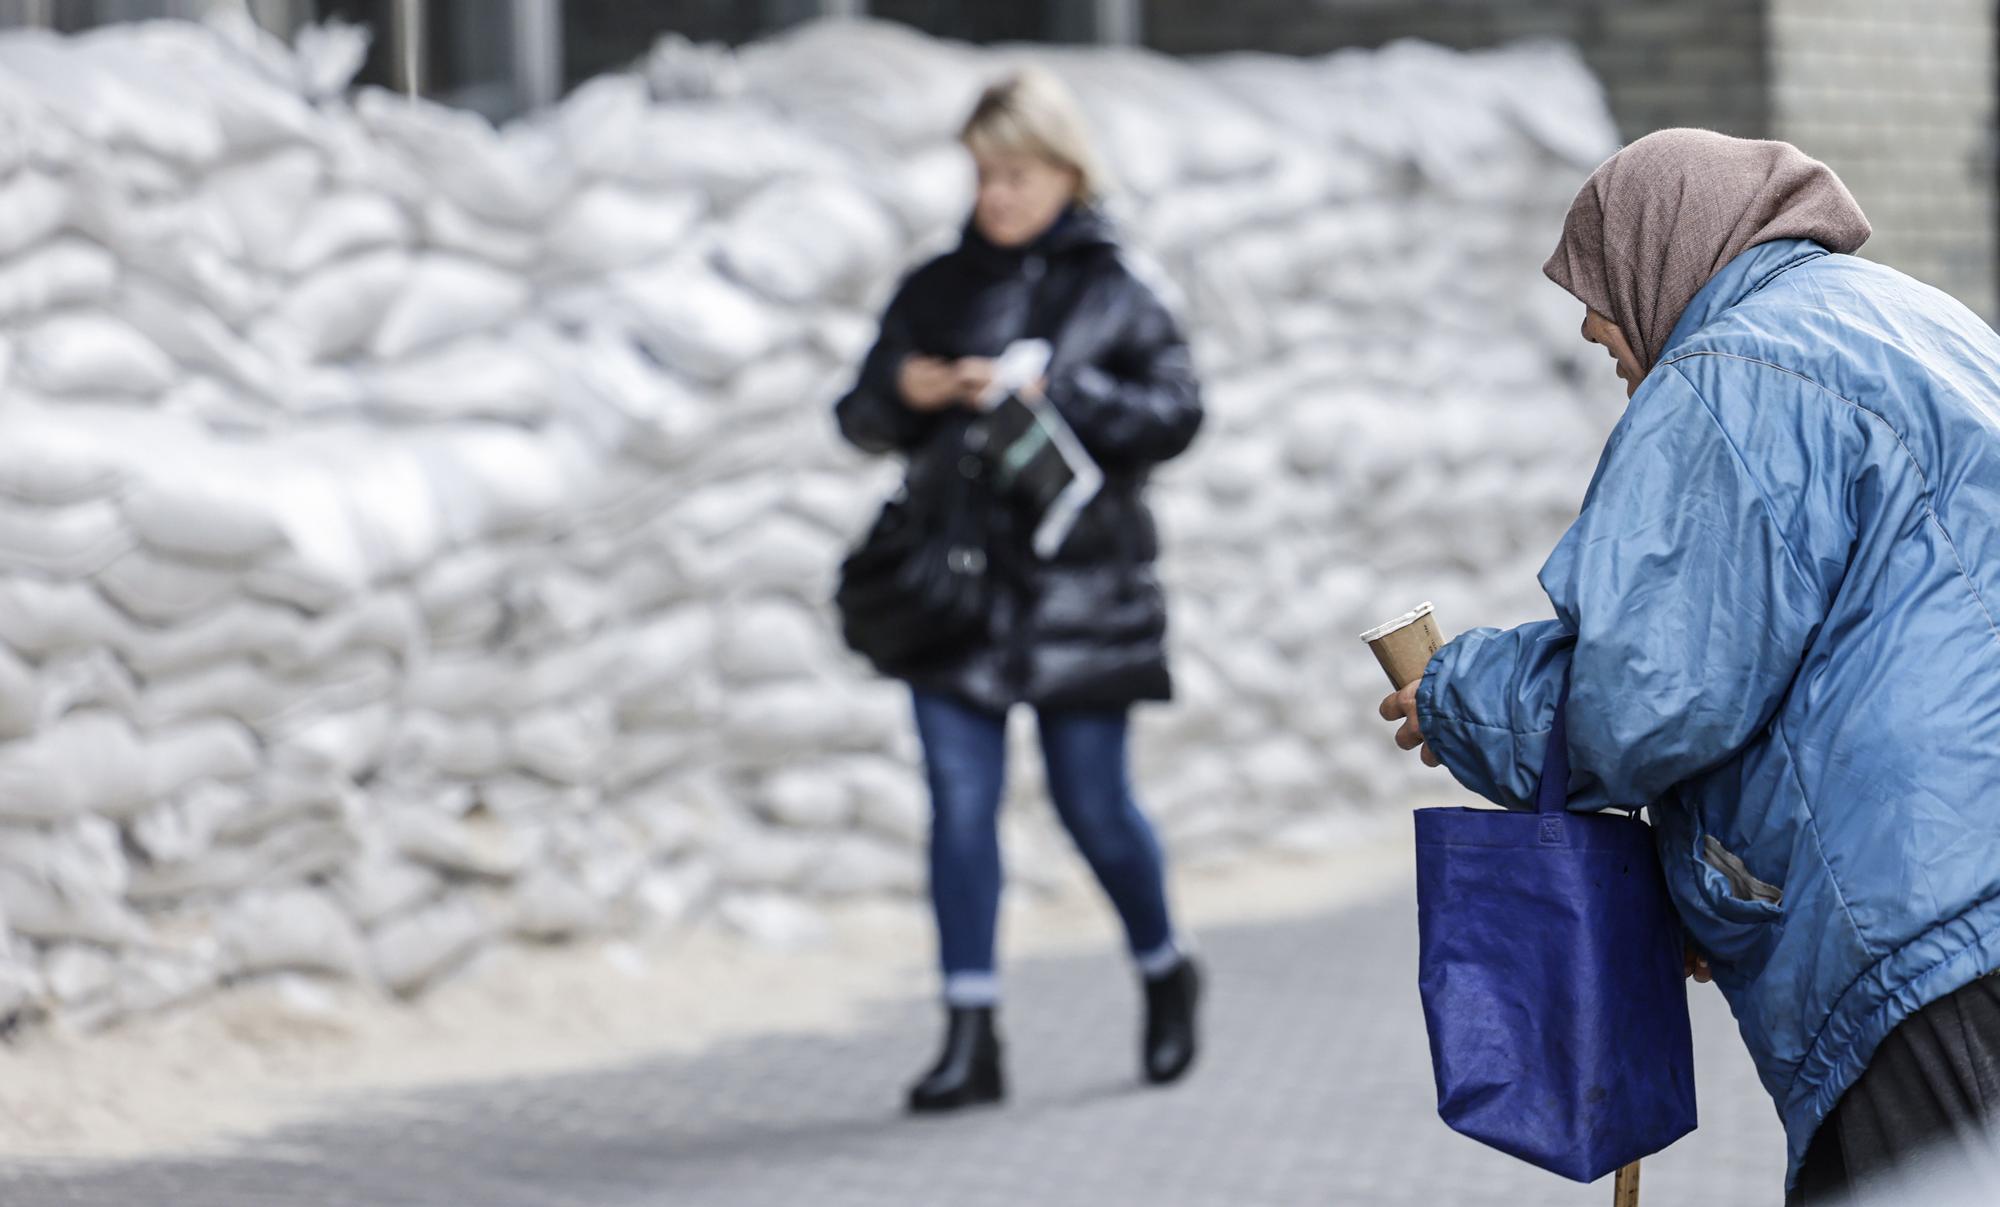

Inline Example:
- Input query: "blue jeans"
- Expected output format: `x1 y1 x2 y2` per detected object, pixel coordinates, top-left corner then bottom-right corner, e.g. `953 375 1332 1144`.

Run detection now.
911 690 1179 1006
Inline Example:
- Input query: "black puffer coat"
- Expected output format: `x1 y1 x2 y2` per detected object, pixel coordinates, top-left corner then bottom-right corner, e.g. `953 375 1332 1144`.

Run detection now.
834 206 1203 713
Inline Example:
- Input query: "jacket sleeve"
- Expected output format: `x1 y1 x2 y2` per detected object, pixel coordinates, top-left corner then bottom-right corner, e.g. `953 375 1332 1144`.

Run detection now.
1419 363 1838 810
1044 281 1203 468
834 282 936 455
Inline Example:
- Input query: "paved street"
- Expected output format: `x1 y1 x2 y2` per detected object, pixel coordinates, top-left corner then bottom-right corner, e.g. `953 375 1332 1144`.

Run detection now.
0 887 1785 1206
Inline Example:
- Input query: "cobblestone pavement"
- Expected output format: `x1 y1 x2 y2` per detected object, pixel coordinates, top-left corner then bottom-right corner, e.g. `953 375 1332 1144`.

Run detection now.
0 887 1785 1206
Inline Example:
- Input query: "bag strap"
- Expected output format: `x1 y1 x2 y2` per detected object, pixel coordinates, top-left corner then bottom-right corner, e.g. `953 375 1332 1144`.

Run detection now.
1534 690 1571 816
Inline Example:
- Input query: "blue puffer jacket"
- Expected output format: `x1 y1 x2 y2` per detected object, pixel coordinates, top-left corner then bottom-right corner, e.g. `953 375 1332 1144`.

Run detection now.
1419 238 2000 1184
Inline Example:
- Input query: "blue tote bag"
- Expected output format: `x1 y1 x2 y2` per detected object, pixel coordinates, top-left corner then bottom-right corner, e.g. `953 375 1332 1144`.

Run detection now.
1414 691 1697 1182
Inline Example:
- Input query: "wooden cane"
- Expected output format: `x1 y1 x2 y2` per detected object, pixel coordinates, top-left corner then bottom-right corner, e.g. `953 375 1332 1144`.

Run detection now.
1612 1161 1640 1206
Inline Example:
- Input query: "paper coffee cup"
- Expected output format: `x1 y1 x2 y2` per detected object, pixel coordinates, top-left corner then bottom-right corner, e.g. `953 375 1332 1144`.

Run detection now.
1360 602 1443 690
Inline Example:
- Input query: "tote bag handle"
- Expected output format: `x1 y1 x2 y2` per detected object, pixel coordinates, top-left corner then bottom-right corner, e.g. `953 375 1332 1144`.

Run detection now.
1535 687 1648 1206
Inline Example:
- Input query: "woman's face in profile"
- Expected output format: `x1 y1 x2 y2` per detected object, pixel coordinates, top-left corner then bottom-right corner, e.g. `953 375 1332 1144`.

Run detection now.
970 148 1079 249
1582 309 1645 398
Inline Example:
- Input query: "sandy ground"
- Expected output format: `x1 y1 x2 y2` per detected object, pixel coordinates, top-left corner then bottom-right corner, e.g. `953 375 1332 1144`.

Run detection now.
0 822 1416 1162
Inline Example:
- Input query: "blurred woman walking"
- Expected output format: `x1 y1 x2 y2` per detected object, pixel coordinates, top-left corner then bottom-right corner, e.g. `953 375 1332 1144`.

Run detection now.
834 68 1205 1113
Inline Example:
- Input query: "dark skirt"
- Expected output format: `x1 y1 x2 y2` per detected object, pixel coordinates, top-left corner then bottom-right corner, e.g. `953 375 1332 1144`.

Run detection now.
1788 971 2000 1205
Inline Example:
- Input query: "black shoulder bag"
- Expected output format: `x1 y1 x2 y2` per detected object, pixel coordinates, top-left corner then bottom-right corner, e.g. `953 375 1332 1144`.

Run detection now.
834 430 995 674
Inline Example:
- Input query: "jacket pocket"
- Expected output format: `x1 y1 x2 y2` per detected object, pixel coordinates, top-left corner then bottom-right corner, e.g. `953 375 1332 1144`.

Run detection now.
1684 827 1784 977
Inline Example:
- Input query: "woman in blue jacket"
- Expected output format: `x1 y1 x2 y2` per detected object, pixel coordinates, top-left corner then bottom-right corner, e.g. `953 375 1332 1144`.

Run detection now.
1380 129 2000 1202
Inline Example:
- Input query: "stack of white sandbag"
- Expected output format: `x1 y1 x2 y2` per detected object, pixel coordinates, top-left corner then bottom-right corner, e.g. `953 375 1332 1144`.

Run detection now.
0 14 1615 1028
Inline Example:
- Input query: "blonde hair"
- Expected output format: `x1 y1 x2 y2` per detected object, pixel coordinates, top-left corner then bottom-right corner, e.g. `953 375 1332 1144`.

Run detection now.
960 68 1112 205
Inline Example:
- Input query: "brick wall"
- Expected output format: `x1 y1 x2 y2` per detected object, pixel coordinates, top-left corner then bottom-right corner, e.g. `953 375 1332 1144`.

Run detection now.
1769 0 1998 321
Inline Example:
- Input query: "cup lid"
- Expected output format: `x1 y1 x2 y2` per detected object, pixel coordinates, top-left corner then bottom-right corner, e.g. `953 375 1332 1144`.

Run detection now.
1358 601 1435 643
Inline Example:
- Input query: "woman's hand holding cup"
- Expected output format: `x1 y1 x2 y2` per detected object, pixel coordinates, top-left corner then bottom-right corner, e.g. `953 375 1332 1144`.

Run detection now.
1379 681 1441 768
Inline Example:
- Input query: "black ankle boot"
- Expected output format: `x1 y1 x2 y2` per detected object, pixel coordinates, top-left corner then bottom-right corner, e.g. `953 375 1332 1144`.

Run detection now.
907 1005 1005 1114
1143 958 1202 1085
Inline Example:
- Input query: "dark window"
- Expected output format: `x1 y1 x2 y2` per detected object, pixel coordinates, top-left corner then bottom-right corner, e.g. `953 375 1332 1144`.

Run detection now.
865 0 1100 44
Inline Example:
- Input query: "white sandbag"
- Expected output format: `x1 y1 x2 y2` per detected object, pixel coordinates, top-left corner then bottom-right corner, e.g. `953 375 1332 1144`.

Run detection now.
389 807 539 881
163 374 272 436
0 815 143 945
137 652 398 734
388 711 508 781
477 775 596 819
91 551 219 627
411 545 512 624
201 145 326 271
0 168 71 258
550 70 649 177
293 19 369 101
255 248 412 363
368 255 533 360
130 782 250 865
546 326 713 462
541 185 703 277
495 636 626 716
602 730 704 796
611 253 796 383
714 890 826 947
115 599 299 677
281 591 427 672
0 238 117 321
217 887 367 980
0 711 148 823
0 577 126 659
724 344 845 425
404 423 597 542
620 105 843 204
401 652 510 718
16 313 176 397
0 497 131 579
414 198 537 274
500 566 610 646
736 19 979 154
697 513 839 597
868 144 973 241
43 943 116 1008
608 606 715 701
0 417 126 506
0 948 38 1021
509 699 616 786
807 833 919 898
119 278 283 400
283 190 413 276
620 787 707 858
143 718 261 803
127 816 358 903
720 680 905 757
89 949 217 1029
35 648 139 727
123 477 288 565
360 335 553 425
0 642 37 742
716 598 830 683
0 35 224 165
332 851 443 928
509 867 605 940
840 756 927 845
356 87 570 225
368 896 491 995
268 705 394 782
755 765 852 829
100 18 317 155
715 177 901 305
633 860 715 929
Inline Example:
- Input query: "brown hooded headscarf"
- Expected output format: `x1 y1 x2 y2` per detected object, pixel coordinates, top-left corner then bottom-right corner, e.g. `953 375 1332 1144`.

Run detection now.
1543 128 1872 372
